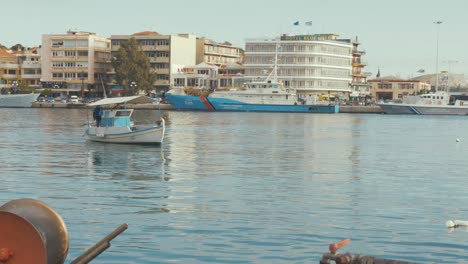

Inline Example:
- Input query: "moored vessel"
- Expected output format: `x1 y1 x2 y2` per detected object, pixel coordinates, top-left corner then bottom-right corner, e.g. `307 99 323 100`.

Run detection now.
0 93 40 108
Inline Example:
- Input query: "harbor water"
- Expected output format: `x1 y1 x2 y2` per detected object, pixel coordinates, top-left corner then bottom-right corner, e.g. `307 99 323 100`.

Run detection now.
1 108 468 263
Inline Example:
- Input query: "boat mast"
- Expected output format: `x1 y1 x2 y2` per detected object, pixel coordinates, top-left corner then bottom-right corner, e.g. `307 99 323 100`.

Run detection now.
266 43 280 83
434 21 442 92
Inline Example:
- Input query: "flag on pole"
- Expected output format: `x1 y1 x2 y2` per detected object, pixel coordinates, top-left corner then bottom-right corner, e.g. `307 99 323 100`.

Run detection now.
293 21 299 26
417 69 425 73
376 68 381 78
305 21 312 26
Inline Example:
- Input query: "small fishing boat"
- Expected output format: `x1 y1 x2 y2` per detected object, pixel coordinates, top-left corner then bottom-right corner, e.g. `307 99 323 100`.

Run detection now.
85 95 165 144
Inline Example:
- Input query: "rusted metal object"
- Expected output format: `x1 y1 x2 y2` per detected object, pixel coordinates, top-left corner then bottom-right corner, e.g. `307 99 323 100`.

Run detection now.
71 223 128 264
0 199 68 264
320 238 421 264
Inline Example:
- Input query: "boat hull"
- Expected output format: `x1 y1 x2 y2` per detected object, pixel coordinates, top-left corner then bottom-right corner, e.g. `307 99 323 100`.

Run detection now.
377 103 418 114
378 103 468 115
166 93 213 111
208 98 339 113
0 93 39 108
412 105 468 115
85 124 165 144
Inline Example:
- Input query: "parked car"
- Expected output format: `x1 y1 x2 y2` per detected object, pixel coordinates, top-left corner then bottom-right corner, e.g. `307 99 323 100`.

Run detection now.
69 95 79 104
38 97 45 102
47 97 55 103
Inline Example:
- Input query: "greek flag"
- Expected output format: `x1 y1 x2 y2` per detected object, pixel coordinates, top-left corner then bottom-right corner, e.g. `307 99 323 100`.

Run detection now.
305 21 313 26
293 21 299 26
417 69 425 73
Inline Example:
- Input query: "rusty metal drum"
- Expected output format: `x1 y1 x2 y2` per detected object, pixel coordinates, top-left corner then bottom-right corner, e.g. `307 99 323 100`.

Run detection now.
0 198 69 264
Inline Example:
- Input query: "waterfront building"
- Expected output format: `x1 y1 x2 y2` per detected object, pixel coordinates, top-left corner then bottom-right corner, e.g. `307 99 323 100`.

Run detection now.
368 78 431 100
17 47 41 88
0 48 20 88
244 34 353 98
350 36 371 102
171 62 244 90
41 31 112 97
0 48 41 89
196 38 243 66
110 31 196 94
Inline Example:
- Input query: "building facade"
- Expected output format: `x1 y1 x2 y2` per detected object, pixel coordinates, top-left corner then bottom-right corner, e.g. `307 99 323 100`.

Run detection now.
171 62 245 90
196 38 243 66
244 34 353 97
0 48 41 89
17 47 41 88
41 31 112 97
350 36 371 101
0 48 20 88
111 32 196 94
368 79 431 100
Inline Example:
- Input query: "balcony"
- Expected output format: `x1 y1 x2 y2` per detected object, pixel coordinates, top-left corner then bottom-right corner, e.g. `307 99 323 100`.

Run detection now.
0 63 18 69
143 46 170 51
21 62 41 69
2 74 17 79
149 57 170 63
21 74 41 79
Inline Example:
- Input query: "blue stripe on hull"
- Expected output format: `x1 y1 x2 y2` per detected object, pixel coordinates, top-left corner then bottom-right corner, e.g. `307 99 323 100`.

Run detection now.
208 98 338 113
166 94 211 111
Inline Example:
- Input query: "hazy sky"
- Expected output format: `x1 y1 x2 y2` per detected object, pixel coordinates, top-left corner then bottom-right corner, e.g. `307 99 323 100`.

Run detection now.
2 0 467 78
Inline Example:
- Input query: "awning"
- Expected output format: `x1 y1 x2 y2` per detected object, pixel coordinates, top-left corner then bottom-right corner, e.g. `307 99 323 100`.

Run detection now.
87 95 154 106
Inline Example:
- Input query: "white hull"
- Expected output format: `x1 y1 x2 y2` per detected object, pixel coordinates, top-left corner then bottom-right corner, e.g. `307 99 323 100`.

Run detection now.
0 93 39 108
378 91 468 115
85 123 165 144
378 103 468 115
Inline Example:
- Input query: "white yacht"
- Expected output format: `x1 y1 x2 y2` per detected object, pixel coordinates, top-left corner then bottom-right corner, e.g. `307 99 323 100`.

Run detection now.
0 93 40 108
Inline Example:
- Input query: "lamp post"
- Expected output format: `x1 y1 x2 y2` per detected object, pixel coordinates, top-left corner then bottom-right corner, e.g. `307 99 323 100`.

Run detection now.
80 71 85 99
434 21 443 92
130 81 137 96
11 81 18 94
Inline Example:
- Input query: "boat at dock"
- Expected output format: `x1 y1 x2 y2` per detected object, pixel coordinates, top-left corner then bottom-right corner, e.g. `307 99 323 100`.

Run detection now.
207 80 338 113
377 91 468 115
85 95 165 144
165 88 214 111
0 93 39 108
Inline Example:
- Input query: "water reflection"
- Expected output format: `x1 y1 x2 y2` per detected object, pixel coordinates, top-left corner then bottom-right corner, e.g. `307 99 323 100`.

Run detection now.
84 142 170 181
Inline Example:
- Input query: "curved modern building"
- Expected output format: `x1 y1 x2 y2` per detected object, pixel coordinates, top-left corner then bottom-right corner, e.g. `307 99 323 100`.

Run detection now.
244 34 353 97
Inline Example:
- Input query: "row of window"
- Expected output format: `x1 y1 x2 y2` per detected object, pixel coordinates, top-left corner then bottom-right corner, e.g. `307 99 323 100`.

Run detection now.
111 39 170 46
246 43 351 56
150 63 169 69
145 51 170 57
52 72 88 79
377 83 418 89
52 40 89 47
245 68 350 78
52 50 88 57
245 55 350 66
52 62 88 68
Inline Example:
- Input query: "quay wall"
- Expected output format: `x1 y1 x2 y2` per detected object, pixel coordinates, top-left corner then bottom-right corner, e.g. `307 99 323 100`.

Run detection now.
31 102 383 113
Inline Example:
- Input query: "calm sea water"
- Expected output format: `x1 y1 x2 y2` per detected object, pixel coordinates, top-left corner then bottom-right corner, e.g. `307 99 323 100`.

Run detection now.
1 108 468 263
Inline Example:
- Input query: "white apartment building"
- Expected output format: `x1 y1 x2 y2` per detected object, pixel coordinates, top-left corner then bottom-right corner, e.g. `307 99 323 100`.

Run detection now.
244 34 353 96
41 31 112 96
111 32 196 93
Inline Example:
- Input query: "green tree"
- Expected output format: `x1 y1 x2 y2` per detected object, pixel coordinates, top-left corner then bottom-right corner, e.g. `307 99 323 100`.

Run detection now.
112 38 155 95
10 44 25 51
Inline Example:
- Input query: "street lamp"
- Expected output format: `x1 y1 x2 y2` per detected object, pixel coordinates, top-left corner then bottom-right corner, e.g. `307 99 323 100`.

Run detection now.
80 71 85 99
130 81 137 96
11 81 18 94
434 21 443 92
